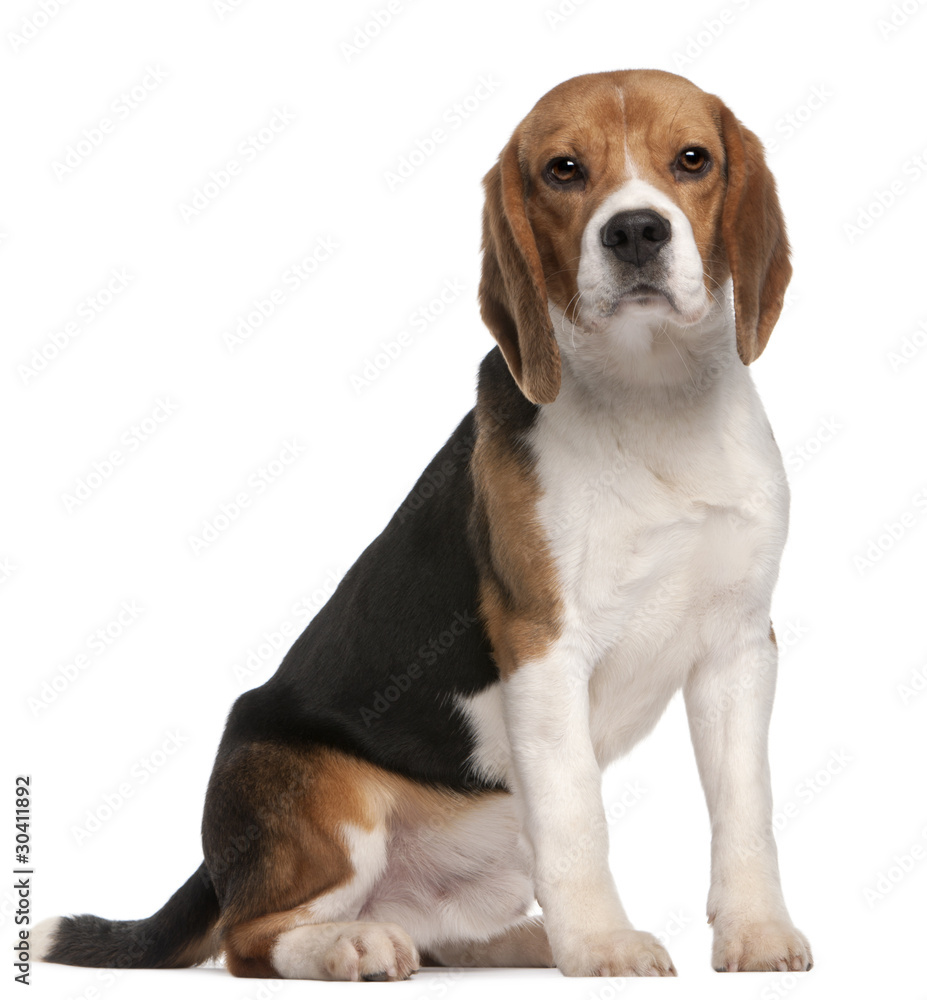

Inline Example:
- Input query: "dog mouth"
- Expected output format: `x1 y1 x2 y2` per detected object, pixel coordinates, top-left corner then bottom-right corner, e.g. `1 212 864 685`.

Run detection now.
620 284 675 306
596 283 678 316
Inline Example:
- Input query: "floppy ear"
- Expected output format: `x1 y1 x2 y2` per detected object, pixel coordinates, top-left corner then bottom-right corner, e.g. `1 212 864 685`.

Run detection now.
718 104 792 365
479 136 561 404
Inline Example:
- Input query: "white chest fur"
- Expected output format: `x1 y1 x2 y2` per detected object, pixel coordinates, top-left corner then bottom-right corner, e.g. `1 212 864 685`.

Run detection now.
530 355 788 764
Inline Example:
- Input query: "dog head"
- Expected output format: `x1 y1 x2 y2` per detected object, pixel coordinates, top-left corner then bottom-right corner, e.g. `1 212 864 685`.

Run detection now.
479 69 791 404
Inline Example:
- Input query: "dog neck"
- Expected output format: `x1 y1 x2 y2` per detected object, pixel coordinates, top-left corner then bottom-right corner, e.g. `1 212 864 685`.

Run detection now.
547 284 743 417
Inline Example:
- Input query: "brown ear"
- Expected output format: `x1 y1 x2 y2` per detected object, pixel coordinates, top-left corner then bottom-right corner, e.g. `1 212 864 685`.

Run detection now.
479 136 561 404
718 104 792 364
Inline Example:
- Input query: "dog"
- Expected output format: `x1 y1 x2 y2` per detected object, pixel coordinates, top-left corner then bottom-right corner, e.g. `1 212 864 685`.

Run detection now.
35 68 812 980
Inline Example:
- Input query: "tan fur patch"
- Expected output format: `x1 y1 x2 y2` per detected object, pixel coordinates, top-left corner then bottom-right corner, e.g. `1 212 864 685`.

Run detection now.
471 419 561 676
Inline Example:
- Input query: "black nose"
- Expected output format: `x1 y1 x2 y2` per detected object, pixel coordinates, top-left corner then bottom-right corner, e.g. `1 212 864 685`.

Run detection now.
601 210 671 266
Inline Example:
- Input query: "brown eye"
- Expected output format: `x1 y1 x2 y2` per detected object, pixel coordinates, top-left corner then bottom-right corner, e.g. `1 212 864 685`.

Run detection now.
676 147 710 175
546 157 583 185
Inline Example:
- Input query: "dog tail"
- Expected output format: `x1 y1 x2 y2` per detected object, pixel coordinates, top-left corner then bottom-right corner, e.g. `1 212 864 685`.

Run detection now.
33 863 221 969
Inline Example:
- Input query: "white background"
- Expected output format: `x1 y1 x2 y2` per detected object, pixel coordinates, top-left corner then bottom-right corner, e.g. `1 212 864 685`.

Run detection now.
3 0 926 997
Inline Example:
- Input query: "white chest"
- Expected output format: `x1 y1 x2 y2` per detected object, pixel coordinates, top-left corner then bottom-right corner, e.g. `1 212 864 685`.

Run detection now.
528 372 788 761
533 373 785 619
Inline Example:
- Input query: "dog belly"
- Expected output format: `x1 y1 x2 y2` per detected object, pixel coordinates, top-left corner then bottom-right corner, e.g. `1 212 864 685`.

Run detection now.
359 792 535 948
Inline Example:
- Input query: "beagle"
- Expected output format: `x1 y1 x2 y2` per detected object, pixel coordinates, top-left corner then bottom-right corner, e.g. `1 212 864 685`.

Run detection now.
35 68 812 979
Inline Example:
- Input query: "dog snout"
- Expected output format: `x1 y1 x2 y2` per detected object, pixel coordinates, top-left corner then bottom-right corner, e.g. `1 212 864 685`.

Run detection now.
601 210 671 267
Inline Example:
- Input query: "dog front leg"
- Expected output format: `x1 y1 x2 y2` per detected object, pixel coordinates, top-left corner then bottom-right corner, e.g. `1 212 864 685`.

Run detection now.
502 648 676 977
684 626 812 972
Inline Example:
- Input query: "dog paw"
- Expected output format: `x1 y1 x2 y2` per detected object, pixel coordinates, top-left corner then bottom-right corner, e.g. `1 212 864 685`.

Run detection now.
329 923 420 982
712 919 812 973
556 930 677 977
273 921 420 981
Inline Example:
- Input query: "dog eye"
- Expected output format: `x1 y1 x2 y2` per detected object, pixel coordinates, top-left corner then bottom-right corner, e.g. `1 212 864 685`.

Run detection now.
545 157 583 185
675 147 711 176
